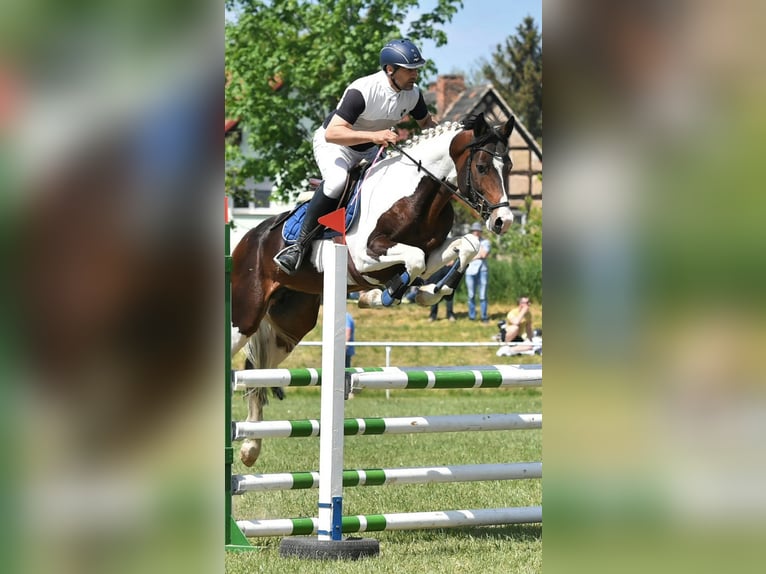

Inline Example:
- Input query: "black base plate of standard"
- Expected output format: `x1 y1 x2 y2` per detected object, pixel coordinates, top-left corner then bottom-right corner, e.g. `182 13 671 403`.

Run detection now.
279 536 380 560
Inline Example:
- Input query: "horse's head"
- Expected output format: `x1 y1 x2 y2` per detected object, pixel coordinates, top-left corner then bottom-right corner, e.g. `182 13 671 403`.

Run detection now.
450 113 516 235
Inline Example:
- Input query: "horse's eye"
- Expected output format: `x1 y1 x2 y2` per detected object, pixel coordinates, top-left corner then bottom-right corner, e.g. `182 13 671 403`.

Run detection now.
476 163 489 175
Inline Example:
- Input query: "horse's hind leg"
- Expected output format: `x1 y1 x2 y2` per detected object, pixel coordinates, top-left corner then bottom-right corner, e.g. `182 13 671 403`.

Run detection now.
243 288 322 371
239 288 321 466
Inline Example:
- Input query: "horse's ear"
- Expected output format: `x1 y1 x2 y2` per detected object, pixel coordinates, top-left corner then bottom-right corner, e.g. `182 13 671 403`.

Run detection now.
472 112 488 136
501 116 516 140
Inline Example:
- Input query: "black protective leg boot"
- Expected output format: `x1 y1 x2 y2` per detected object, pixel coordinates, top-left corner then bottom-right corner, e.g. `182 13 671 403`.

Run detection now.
274 188 337 275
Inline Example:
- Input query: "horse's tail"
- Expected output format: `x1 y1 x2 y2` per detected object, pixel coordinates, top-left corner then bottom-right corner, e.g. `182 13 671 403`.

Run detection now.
243 358 284 402
244 317 296 401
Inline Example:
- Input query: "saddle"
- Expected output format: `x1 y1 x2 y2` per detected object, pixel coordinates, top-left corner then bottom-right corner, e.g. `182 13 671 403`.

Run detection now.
273 162 367 242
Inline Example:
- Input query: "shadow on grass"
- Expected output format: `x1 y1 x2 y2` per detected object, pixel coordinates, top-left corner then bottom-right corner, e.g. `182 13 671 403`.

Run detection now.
432 523 542 542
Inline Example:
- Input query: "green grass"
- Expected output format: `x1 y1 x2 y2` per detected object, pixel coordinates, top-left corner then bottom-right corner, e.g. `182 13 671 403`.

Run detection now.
227 301 542 573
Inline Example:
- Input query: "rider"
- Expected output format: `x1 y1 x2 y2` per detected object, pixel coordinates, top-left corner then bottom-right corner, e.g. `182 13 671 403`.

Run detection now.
274 38 437 275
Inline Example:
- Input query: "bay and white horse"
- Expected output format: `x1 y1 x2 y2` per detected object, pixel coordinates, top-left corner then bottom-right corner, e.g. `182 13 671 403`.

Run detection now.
231 113 515 465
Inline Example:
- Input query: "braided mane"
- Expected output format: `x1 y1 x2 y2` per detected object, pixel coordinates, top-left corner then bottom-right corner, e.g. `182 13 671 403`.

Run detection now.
384 121 464 159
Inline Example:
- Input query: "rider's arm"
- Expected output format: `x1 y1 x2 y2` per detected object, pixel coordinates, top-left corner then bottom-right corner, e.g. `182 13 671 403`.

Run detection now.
325 114 399 147
416 114 437 129
411 93 436 129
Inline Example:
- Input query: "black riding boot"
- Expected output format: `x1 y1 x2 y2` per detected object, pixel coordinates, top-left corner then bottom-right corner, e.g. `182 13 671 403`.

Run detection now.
273 188 337 275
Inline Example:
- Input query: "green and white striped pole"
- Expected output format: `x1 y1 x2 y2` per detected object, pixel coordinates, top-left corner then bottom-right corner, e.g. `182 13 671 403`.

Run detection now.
232 364 542 391
233 462 542 493
233 412 542 439
239 506 543 537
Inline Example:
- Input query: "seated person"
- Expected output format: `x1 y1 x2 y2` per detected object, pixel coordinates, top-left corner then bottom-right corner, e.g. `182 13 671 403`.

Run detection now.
498 296 534 343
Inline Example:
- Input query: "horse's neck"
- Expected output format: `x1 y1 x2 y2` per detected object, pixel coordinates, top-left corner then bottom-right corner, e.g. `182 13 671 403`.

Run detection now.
384 126 460 179
355 125 462 225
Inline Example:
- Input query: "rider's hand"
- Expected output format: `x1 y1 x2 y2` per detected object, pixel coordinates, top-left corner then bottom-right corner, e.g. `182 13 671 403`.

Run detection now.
372 129 399 147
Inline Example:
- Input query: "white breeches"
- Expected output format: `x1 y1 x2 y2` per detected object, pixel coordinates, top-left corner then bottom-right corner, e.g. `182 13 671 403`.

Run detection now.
313 127 380 199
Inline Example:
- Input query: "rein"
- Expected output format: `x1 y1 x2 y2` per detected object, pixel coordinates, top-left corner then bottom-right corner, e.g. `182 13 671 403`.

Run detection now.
389 135 510 221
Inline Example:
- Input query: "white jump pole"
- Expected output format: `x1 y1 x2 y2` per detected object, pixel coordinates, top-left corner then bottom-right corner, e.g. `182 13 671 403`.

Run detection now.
316 242 347 541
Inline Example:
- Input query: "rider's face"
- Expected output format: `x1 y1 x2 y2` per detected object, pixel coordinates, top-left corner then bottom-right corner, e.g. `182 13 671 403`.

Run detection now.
390 66 419 91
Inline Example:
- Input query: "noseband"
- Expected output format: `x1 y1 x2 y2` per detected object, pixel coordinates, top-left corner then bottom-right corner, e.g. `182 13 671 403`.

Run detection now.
390 130 511 222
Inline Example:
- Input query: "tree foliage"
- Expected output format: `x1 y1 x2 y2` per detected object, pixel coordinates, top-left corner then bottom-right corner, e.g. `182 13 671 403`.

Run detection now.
498 206 541 259
225 0 463 201
483 206 542 303
481 15 542 143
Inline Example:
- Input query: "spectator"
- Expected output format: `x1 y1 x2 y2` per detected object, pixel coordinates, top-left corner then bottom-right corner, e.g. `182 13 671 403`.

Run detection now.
345 312 355 368
465 222 491 323
426 264 458 321
499 296 534 343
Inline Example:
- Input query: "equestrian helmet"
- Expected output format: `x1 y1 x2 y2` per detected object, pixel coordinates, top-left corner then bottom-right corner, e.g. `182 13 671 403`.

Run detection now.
380 39 426 70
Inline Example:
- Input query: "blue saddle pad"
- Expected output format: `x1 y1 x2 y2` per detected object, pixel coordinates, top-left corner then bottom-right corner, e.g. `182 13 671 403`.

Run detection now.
281 180 362 243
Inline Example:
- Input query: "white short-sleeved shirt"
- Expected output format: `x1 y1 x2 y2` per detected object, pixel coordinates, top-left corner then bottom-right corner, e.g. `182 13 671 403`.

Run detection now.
322 70 428 151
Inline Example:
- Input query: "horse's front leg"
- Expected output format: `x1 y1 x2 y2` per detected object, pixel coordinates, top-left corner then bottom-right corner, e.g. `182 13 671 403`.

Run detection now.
357 242 426 308
414 233 481 307
421 233 481 277
374 242 428 278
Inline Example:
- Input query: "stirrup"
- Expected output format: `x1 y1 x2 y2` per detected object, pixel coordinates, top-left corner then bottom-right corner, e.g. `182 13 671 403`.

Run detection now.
273 243 304 275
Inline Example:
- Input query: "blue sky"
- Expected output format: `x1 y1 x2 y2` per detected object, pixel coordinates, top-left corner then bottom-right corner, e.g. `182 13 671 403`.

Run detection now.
413 0 542 76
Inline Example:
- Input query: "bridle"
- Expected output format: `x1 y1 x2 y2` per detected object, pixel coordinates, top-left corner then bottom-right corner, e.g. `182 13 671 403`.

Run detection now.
390 128 511 222
462 140 512 221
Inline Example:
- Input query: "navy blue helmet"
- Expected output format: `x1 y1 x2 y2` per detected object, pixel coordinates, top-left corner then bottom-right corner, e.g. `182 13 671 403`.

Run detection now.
380 39 426 70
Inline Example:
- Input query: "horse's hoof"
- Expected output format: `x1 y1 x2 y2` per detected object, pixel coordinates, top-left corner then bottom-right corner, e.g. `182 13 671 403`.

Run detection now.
357 289 383 308
414 284 452 307
239 440 261 467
